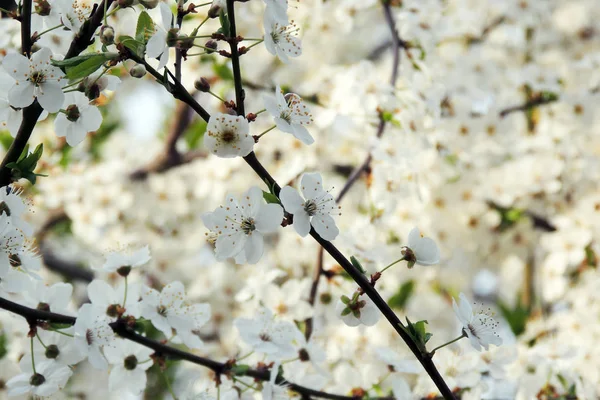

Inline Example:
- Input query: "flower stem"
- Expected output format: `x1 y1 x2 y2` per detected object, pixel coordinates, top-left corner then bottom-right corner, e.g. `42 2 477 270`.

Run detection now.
254 109 266 115
256 125 276 139
30 337 37 374
34 24 64 38
428 332 466 357
379 256 406 274
50 328 74 338
123 276 128 306
163 370 178 400
208 90 226 103
244 40 264 51
36 332 47 349
236 351 254 361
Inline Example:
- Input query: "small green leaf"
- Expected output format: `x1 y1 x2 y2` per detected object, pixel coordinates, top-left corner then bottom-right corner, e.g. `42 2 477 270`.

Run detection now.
52 53 103 68
340 295 351 305
65 54 113 79
136 11 155 43
350 256 366 274
262 191 280 204
231 364 250 376
218 9 230 37
341 307 352 316
119 35 145 57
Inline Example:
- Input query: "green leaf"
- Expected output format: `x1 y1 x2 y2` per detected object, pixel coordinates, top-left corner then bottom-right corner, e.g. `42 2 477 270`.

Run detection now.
184 120 207 149
65 54 112 80
0 130 14 150
388 280 415 310
52 53 103 68
218 9 230 37
136 11 155 43
118 35 145 57
350 256 366 274
262 191 280 204
231 364 250 376
403 317 432 353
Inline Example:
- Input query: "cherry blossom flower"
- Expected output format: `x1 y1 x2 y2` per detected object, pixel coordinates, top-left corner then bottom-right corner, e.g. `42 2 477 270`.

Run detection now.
23 281 73 315
54 92 102 146
204 113 254 158
73 303 115 370
202 187 283 264
262 362 290 400
140 281 211 348
6 358 72 397
234 307 297 359
402 227 440 268
96 245 151 274
146 2 177 70
2 47 65 112
263 13 301 63
263 86 314 144
280 173 340 240
87 279 142 320
0 185 33 235
104 339 154 395
54 0 92 31
452 293 502 352
33 328 86 366
335 293 379 327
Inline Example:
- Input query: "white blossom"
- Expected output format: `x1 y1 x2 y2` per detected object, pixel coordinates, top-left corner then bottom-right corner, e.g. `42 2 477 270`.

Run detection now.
264 0 289 26
104 339 154 395
263 13 301 63
73 303 115 370
280 173 340 240
404 227 440 267
335 294 380 327
263 86 314 145
96 245 151 273
234 307 297 359
146 2 176 70
6 358 72 397
0 185 33 235
202 186 283 264
54 92 102 146
1 47 64 112
204 113 254 158
452 293 502 352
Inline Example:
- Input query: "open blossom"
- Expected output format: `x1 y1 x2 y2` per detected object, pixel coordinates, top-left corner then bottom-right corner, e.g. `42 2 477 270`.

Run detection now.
263 86 314 144
264 0 289 25
234 307 298 359
54 92 102 146
204 113 254 158
2 47 65 112
452 293 502 352
140 281 211 348
33 329 86 366
23 281 73 315
104 339 154 395
0 185 33 235
6 358 72 397
402 227 440 268
280 173 340 240
87 279 142 320
202 187 283 264
146 2 177 70
73 303 115 370
263 13 301 63
335 293 380 327
96 245 151 274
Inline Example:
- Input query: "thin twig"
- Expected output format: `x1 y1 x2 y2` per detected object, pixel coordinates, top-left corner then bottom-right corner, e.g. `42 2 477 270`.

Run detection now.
226 0 244 116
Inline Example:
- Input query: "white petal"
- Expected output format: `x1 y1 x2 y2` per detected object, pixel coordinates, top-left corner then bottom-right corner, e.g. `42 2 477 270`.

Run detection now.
255 203 284 233
53 113 69 137
146 29 167 58
311 214 338 241
37 82 64 113
82 105 102 131
293 212 311 237
2 53 30 80
279 186 304 213
215 232 245 260
87 280 116 308
244 232 264 264
8 82 35 108
300 172 324 199
263 93 280 117
291 123 314 145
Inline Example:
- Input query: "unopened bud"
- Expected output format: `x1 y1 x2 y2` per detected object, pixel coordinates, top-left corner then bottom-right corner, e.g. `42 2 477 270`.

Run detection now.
208 4 221 18
166 28 180 47
100 25 115 45
205 40 217 54
35 0 51 16
138 0 159 9
194 77 210 92
129 63 147 78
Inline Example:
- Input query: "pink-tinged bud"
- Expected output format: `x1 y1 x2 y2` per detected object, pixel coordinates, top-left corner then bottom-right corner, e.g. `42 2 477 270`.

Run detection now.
194 77 211 92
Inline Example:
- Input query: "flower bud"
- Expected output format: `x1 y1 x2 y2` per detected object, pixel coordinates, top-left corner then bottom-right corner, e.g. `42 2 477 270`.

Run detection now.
100 25 115 45
129 63 147 78
194 77 211 92
34 0 51 16
205 40 218 54
138 0 159 9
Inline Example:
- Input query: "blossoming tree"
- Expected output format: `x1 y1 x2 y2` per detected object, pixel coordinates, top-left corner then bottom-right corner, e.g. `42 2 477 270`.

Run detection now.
0 0 598 399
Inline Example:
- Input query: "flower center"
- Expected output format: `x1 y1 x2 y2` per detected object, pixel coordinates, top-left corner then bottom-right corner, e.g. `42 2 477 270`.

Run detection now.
259 332 272 342
36 302 50 312
106 304 121 318
8 253 21 268
303 200 317 216
241 217 255 234
45 344 60 359
157 305 168 317
29 71 46 86
30 373 46 386
85 328 94 345
221 130 237 143
66 104 81 122
124 354 138 370
278 110 291 124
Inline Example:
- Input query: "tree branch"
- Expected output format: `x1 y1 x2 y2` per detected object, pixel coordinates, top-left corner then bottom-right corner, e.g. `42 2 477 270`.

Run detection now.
226 0 244 116
0 296 392 400
20 0 32 56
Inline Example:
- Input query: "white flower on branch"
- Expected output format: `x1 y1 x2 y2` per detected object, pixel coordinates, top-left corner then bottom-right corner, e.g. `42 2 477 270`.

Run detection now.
33 328 86 366
104 339 154 395
6 358 72 397
146 2 177 70
0 184 34 236
280 173 340 240
73 303 115 370
2 47 65 113
87 279 142 320
204 113 254 158
263 85 314 145
54 92 102 146
96 245 151 274
453 292 503 352
202 186 283 264
402 227 440 268
264 0 289 26
263 12 301 63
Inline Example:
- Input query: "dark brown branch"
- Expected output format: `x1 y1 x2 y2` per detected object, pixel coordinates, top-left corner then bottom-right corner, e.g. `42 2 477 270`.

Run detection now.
20 0 32 56
226 0 244 116
0 296 389 400
498 97 557 117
